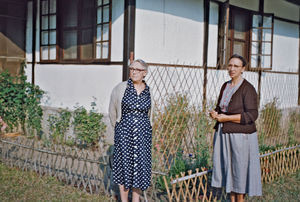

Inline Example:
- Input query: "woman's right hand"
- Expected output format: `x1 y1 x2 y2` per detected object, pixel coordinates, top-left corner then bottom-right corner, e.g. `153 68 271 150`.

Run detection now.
209 110 218 120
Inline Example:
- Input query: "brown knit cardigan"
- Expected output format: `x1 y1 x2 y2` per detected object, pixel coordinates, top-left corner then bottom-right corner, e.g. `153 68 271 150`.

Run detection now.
214 79 258 134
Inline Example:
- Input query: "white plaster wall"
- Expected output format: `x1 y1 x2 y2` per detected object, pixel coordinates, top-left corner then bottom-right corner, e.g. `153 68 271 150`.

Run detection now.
264 0 299 21
260 73 298 108
272 20 299 72
135 0 204 65
207 2 219 67
33 64 122 113
111 0 124 61
229 0 259 11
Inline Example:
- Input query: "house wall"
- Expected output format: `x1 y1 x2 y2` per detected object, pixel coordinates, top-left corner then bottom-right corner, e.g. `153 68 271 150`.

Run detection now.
264 0 299 22
135 0 204 65
264 0 299 73
26 63 122 113
207 1 219 67
272 20 299 72
229 0 259 11
25 0 124 113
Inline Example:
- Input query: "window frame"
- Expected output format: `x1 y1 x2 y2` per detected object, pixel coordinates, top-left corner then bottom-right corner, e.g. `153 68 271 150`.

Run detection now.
39 0 112 64
218 4 274 70
40 0 58 62
226 6 251 69
249 12 274 70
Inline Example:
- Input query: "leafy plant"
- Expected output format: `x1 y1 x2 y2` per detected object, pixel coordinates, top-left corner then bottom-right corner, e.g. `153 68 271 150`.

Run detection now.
72 103 106 147
153 93 191 155
287 111 299 145
48 109 72 144
0 63 44 136
259 98 282 144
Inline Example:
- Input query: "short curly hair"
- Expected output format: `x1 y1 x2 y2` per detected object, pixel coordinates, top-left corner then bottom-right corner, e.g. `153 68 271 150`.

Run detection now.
229 54 247 67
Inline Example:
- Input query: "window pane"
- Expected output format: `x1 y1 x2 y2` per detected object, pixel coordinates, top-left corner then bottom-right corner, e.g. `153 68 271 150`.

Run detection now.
97 0 102 6
263 16 272 28
97 7 102 24
49 0 56 13
42 16 48 30
102 42 108 58
262 29 271 41
251 42 259 54
63 31 77 59
233 12 248 40
252 14 261 27
81 29 93 59
261 56 271 68
41 46 49 60
233 41 245 56
63 0 78 27
252 28 259 41
49 45 56 60
96 25 102 41
96 43 101 58
49 15 56 29
103 0 109 4
41 31 48 45
49 30 56 44
251 55 258 68
103 24 109 41
82 0 94 27
262 42 271 55
103 6 109 23
41 0 48 15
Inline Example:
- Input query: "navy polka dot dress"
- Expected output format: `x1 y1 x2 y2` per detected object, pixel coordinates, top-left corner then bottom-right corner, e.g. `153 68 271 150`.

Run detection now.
113 79 152 191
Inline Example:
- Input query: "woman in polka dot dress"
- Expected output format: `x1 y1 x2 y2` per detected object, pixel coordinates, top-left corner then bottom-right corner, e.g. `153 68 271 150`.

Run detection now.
109 59 153 202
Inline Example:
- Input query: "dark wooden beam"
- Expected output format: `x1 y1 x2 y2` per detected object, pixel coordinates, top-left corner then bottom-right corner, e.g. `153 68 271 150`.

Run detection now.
257 0 264 106
123 0 136 81
32 0 37 84
202 0 210 110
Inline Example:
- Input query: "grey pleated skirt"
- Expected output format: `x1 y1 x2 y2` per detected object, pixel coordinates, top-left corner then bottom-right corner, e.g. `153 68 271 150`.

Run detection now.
211 125 262 196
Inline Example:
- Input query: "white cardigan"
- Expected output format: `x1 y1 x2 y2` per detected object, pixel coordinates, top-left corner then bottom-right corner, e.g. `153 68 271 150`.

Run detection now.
108 81 154 129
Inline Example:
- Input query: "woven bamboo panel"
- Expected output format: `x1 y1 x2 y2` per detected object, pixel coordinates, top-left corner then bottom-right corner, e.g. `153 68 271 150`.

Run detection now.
0 136 111 195
260 145 300 183
146 64 300 173
165 145 299 202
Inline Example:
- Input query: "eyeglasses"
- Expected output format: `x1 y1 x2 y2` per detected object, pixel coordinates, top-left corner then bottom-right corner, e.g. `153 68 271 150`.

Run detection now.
129 67 145 73
227 64 243 68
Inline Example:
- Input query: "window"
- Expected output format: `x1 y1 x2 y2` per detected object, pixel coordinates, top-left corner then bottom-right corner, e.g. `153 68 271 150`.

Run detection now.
226 7 251 64
40 0 111 63
40 0 57 61
250 14 273 69
219 6 274 69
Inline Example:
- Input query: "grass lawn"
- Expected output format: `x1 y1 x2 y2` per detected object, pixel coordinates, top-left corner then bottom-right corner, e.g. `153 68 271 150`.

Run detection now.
0 162 110 201
248 170 300 202
0 161 299 202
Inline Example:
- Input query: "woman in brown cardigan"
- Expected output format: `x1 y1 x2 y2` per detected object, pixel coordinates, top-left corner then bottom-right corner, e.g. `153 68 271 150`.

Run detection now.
210 54 262 202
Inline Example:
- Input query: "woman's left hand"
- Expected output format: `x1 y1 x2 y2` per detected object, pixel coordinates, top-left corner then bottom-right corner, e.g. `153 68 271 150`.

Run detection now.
216 114 229 122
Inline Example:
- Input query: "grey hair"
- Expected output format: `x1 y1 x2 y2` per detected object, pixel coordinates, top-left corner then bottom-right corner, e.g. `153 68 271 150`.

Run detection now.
129 59 149 71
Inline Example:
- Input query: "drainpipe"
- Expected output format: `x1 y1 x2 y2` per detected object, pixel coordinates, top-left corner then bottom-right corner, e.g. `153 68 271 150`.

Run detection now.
32 0 37 84
123 0 136 81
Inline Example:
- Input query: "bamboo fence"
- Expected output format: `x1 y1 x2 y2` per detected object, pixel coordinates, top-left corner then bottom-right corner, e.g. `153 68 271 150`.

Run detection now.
163 145 299 202
0 136 111 195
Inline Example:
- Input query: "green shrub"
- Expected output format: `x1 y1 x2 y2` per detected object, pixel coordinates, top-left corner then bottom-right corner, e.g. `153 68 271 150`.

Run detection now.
287 111 299 145
48 109 72 144
259 98 282 144
0 63 44 136
73 103 106 147
153 93 191 155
